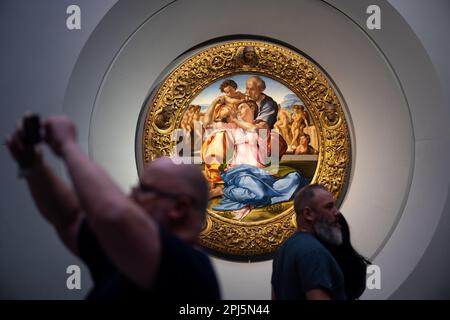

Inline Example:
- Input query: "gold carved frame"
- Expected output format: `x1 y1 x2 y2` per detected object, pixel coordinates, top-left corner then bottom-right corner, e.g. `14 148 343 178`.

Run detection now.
140 40 351 259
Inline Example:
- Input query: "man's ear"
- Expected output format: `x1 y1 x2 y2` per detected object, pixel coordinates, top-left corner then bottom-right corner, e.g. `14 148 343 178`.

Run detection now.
167 207 184 222
302 207 314 223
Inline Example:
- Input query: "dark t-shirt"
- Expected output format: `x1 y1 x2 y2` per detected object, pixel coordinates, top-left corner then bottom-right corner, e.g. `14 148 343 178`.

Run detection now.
78 220 221 300
271 232 346 300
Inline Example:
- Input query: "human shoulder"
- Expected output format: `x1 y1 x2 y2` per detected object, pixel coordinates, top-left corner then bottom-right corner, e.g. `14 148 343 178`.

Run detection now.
155 226 220 299
158 225 200 258
284 232 331 258
260 94 276 106
158 226 217 278
235 91 246 99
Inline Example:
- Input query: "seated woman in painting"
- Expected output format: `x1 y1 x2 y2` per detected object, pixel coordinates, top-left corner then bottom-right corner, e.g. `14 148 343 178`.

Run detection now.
202 78 288 196
201 79 248 190
212 101 308 220
201 84 241 189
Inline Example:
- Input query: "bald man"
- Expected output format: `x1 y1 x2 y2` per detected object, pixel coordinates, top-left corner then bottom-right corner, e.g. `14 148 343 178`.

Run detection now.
6 115 220 300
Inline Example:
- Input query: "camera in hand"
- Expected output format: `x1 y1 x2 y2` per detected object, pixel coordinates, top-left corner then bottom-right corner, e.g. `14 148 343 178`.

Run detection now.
19 114 41 177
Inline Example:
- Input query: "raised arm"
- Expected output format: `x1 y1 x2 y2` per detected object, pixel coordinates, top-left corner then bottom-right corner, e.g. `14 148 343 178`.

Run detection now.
6 122 82 255
44 116 160 288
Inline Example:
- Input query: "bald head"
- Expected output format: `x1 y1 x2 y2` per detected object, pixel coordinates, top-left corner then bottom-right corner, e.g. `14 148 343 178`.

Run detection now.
246 76 266 91
141 157 209 217
246 76 266 101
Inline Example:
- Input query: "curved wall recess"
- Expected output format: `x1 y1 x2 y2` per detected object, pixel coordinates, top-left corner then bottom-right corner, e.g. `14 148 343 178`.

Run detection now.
62 0 449 299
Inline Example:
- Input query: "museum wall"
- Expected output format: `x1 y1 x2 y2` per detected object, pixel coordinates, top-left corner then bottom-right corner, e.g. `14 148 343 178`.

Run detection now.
0 0 449 299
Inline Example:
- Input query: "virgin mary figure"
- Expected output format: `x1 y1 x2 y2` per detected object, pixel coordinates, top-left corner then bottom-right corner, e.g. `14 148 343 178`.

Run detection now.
211 101 308 220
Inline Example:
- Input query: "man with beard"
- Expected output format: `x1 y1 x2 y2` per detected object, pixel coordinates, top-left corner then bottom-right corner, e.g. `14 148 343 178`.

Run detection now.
319 214 371 300
244 76 278 129
271 184 346 300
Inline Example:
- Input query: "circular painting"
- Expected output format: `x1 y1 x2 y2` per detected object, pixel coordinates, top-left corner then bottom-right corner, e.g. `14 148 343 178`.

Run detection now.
137 40 351 259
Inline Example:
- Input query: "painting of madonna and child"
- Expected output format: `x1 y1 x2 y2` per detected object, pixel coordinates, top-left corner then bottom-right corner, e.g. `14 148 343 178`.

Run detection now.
176 74 319 222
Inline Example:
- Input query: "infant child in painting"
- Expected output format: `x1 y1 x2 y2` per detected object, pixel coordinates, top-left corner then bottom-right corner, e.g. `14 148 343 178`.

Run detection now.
213 79 246 122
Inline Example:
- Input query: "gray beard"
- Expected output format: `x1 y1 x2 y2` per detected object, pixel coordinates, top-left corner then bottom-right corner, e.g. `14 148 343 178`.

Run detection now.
314 220 343 246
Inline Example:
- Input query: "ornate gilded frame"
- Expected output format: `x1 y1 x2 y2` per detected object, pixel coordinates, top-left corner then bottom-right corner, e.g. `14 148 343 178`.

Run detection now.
138 40 351 259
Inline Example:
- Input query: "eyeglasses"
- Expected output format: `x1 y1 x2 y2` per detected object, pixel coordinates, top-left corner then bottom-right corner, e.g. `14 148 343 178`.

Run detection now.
133 182 198 206
133 182 180 200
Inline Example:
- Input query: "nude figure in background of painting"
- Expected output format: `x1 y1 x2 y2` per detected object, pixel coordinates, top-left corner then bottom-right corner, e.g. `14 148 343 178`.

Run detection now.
191 105 204 155
290 105 308 149
179 105 204 156
274 107 291 146
181 105 196 134
294 134 318 155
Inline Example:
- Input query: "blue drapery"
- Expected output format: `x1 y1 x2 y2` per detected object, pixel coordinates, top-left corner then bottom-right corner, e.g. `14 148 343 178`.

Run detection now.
213 164 308 211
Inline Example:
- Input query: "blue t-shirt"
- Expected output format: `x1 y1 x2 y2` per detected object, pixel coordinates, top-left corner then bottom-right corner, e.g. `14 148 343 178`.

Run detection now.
271 232 346 300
